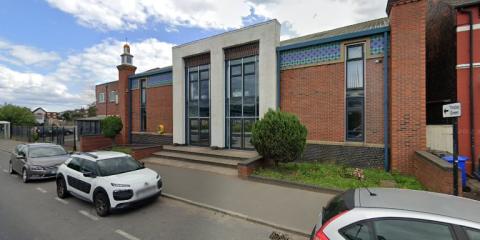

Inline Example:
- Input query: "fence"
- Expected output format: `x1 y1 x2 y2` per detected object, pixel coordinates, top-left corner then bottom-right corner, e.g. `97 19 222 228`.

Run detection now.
10 125 77 151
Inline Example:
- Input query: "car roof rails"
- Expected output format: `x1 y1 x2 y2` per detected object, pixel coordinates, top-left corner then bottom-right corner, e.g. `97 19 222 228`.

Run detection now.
73 152 98 159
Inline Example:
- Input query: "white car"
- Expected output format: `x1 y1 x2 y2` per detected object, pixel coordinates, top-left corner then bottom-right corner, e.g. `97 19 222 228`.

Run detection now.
56 151 162 216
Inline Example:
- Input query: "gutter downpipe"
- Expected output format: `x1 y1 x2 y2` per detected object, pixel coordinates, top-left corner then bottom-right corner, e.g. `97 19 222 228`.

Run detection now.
459 8 475 176
128 78 132 144
383 31 390 171
276 49 281 110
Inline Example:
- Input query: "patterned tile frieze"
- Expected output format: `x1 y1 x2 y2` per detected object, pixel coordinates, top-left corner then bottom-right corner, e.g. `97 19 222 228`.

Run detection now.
280 42 341 69
370 34 385 56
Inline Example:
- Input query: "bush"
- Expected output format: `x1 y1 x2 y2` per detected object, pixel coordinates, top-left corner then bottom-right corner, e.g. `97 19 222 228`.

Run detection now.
251 109 307 166
101 116 123 145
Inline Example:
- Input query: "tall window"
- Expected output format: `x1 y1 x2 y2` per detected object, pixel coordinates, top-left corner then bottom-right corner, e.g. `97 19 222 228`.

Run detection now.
98 92 105 103
140 79 147 132
226 56 259 149
186 64 210 146
346 44 364 141
109 91 117 103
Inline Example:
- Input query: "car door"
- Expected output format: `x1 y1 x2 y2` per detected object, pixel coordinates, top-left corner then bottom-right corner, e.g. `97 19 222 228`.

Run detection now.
13 145 27 173
65 157 85 196
75 159 97 199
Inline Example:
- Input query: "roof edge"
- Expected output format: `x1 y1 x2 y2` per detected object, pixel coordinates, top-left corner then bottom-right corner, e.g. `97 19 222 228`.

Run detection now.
278 26 390 52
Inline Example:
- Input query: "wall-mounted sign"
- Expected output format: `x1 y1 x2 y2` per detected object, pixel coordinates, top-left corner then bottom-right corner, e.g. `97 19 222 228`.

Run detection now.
443 103 461 118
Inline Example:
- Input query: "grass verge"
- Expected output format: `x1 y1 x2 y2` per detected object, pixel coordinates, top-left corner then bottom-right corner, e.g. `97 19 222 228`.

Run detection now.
253 162 424 190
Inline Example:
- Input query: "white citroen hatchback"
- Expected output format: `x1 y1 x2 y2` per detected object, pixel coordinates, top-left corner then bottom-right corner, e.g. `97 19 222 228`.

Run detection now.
56 151 162 216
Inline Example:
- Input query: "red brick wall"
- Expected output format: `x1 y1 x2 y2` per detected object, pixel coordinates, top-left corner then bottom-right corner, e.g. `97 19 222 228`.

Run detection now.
95 81 119 116
79 135 120 152
413 151 462 196
389 0 427 173
280 58 384 144
456 5 480 174
131 146 163 160
131 86 173 134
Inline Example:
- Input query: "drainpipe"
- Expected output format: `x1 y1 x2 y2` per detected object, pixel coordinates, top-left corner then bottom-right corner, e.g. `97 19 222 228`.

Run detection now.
128 78 132 144
459 8 475 175
276 49 281 110
105 85 108 116
383 31 390 171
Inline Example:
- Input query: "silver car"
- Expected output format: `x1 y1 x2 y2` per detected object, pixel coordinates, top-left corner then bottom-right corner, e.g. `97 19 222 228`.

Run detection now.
9 143 70 183
311 188 480 240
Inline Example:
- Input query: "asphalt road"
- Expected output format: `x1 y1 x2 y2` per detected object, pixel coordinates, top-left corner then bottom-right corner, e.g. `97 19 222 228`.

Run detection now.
0 150 305 240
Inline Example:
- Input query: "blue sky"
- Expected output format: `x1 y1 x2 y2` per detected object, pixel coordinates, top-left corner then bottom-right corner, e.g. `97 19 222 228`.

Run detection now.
0 0 386 112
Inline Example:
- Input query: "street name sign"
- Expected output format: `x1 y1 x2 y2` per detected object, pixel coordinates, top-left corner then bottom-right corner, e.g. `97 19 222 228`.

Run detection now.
443 103 461 118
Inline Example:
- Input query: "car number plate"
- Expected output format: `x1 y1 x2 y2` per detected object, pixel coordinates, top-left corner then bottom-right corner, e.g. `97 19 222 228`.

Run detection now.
136 186 156 198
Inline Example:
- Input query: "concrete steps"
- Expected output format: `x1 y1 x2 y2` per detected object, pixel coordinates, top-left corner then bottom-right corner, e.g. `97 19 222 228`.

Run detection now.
149 145 258 169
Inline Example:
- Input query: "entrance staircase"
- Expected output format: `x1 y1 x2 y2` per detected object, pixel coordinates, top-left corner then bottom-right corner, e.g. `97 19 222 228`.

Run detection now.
150 145 258 169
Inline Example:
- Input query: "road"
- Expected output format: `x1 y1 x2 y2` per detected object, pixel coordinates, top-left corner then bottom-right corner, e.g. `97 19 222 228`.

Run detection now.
0 150 305 240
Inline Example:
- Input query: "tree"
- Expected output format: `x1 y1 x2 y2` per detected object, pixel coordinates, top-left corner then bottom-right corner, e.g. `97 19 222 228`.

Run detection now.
0 104 36 126
251 109 307 167
101 116 123 146
87 102 97 117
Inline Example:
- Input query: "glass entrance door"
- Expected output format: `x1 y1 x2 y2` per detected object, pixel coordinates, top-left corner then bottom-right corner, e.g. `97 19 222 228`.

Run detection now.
226 56 258 149
186 65 210 146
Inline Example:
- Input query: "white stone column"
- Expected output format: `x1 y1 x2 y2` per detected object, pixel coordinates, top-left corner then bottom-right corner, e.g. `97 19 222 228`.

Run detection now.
210 48 225 148
172 50 185 144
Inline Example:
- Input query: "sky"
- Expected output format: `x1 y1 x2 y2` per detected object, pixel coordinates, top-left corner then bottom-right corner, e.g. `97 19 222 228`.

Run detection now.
0 0 387 112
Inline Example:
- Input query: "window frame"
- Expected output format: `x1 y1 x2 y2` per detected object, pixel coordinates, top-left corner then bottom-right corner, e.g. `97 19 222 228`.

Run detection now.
98 92 105 103
109 90 116 103
339 217 459 240
345 43 365 142
140 79 147 132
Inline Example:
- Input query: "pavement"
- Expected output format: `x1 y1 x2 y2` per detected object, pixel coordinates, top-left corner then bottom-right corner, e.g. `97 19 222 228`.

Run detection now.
0 139 335 237
0 147 306 240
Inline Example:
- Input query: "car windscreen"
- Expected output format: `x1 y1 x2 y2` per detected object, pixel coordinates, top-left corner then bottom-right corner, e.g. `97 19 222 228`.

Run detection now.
96 156 144 176
29 146 67 158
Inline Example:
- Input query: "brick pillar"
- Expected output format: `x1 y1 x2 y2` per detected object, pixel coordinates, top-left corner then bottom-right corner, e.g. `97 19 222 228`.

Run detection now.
389 0 427 173
117 64 136 144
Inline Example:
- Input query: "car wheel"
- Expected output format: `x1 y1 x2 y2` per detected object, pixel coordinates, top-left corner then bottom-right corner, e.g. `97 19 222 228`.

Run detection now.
94 192 110 217
56 177 70 198
22 169 29 183
8 161 15 174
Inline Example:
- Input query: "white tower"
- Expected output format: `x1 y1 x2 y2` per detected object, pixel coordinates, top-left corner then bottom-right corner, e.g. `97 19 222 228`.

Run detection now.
121 43 133 65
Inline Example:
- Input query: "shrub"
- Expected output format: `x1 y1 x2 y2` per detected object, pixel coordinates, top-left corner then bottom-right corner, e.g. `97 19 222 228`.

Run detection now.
101 116 123 145
251 109 307 166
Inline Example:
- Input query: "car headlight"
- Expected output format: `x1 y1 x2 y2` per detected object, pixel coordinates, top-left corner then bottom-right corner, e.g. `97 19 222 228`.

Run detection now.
111 183 130 187
30 165 45 171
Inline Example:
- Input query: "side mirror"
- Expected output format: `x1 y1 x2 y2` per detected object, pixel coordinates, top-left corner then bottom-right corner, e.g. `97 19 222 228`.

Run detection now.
16 154 25 160
83 171 96 178
140 161 145 166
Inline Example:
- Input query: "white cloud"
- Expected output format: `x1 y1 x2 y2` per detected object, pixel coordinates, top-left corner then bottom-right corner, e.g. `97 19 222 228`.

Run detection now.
46 0 251 31
0 38 174 112
0 40 60 67
45 0 387 38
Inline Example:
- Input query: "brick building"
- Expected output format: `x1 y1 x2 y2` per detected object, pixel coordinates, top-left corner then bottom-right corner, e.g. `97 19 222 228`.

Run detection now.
95 80 119 116
94 0 479 175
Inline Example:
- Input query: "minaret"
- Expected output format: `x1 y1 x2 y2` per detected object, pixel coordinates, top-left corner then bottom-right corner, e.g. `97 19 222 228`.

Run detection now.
117 43 136 144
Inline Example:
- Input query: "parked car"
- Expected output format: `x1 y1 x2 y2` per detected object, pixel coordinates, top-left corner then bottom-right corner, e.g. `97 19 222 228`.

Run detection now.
56 151 162 217
37 127 73 137
9 143 70 183
311 188 480 240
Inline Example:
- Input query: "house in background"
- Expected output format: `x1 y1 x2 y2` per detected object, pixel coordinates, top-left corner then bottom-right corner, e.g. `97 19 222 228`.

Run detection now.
32 107 47 125
32 107 61 126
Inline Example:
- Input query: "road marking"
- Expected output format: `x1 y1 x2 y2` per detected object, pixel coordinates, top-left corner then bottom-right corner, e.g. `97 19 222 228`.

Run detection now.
78 210 99 221
115 230 141 240
54 197 69 204
36 187 47 193
2 169 7 173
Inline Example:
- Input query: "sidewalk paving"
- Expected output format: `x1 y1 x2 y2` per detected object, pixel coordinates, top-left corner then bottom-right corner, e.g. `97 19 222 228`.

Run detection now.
146 159 335 235
0 139 23 153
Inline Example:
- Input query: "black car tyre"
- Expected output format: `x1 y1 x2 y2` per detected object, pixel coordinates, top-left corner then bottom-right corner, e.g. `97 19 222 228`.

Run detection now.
56 177 70 198
8 161 15 174
22 169 29 183
94 192 110 217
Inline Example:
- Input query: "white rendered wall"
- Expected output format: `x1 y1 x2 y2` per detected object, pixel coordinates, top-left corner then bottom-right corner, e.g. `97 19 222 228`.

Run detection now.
172 20 280 147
